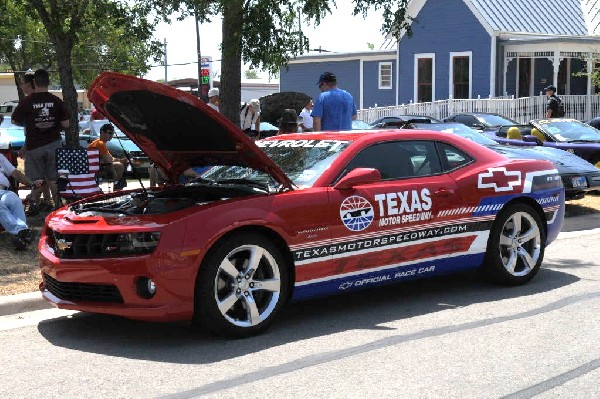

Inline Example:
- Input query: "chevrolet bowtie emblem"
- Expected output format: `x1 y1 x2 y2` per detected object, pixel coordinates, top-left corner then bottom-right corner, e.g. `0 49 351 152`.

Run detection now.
56 239 73 251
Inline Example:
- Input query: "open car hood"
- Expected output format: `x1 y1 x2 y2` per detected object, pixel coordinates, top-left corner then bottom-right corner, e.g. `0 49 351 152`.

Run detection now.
87 72 292 188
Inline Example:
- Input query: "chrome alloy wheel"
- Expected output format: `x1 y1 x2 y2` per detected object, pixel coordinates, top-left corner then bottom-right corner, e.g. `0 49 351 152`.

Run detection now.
498 211 542 277
214 244 282 328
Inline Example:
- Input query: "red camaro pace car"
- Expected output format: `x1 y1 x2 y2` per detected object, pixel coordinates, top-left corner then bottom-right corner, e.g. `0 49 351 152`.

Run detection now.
39 72 565 337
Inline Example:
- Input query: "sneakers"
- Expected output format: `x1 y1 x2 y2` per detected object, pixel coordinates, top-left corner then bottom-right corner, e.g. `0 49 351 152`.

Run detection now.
13 228 33 251
114 179 127 191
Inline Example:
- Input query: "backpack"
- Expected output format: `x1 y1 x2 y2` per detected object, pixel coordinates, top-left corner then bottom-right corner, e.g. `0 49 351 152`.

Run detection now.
556 97 565 117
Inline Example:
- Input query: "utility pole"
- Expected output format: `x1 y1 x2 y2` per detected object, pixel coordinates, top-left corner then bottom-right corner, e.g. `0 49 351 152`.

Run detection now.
195 11 203 99
297 7 302 50
163 38 167 84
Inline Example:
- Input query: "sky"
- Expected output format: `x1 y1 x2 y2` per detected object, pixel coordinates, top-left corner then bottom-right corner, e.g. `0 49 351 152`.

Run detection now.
144 2 392 82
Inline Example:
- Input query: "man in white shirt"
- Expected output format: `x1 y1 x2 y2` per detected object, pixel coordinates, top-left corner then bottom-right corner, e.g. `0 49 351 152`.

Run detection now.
240 99 261 139
0 153 39 250
207 88 219 112
299 99 314 132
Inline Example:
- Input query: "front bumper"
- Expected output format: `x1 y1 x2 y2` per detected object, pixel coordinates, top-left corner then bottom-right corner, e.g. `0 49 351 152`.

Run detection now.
38 236 197 322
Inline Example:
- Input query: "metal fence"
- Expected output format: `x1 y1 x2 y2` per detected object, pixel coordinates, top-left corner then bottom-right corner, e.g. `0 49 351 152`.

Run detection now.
357 95 600 124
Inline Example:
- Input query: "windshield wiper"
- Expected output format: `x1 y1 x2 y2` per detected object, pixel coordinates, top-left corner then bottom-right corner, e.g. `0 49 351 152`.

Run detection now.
214 178 270 192
566 139 600 143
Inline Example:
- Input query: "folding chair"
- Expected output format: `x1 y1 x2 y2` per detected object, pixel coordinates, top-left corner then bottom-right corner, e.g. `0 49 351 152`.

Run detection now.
55 148 102 205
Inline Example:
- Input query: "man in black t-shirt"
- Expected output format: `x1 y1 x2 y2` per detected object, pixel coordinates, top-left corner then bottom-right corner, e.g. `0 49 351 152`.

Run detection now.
545 85 560 118
12 69 69 209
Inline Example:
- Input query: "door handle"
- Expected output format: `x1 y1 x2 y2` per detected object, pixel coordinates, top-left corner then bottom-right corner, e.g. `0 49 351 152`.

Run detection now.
433 188 455 197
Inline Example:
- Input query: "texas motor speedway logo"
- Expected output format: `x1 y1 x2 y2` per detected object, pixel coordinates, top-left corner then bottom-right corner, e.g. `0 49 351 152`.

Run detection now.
340 195 375 231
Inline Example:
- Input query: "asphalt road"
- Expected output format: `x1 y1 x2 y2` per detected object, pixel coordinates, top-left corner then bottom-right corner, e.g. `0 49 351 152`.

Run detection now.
1 232 598 399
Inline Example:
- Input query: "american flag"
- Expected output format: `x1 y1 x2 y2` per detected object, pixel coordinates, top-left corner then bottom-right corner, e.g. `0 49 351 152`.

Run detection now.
56 148 102 198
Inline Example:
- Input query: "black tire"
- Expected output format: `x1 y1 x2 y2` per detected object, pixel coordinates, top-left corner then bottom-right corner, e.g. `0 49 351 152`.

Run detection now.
194 232 290 338
481 203 545 285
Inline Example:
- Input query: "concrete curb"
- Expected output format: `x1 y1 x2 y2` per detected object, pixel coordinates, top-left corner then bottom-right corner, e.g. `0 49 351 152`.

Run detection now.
1 213 599 318
0 291 52 317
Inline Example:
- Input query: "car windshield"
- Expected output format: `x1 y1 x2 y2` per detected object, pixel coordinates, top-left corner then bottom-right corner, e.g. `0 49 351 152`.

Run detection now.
477 114 518 127
535 119 600 142
201 138 352 188
352 120 373 130
415 123 497 145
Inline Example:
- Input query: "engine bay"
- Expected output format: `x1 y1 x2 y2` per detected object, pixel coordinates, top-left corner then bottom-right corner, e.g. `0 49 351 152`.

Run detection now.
68 183 266 216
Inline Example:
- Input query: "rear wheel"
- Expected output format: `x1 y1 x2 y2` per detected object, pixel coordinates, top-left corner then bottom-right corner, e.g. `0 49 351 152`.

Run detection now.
194 233 290 338
481 203 545 285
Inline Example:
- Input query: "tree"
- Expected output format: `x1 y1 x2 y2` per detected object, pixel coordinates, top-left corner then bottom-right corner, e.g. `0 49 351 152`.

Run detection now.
244 69 259 79
591 62 600 94
0 1 55 97
152 0 412 126
9 0 165 147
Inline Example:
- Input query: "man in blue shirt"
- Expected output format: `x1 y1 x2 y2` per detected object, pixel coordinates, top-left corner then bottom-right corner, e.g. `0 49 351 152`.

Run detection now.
312 72 357 131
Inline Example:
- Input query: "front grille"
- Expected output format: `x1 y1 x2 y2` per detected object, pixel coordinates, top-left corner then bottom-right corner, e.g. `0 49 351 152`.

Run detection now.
52 232 120 258
43 274 124 304
50 231 157 259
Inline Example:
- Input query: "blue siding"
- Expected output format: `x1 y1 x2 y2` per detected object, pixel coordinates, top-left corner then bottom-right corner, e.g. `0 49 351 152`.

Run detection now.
363 59 397 107
398 0 491 103
280 61 360 106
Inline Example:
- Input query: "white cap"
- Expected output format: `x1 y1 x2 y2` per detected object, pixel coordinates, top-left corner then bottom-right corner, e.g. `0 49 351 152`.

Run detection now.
208 88 219 97
249 99 260 111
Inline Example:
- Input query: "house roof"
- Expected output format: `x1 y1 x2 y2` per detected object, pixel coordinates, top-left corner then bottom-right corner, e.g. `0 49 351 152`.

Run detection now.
468 0 600 36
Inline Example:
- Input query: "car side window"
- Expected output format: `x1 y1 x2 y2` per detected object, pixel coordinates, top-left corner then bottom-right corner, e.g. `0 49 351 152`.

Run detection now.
455 115 474 126
339 140 441 181
406 141 442 176
437 142 473 172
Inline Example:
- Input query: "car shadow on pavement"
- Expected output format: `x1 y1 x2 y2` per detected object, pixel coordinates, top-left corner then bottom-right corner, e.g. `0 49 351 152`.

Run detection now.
36 267 582 365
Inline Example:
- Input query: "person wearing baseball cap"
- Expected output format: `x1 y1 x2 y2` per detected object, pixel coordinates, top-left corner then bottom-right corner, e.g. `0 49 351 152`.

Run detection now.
88 123 126 189
312 71 357 131
277 109 299 135
240 99 261 139
544 85 563 118
207 87 219 112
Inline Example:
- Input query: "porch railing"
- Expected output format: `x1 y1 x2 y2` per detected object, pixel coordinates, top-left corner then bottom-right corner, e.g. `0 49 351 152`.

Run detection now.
357 95 600 124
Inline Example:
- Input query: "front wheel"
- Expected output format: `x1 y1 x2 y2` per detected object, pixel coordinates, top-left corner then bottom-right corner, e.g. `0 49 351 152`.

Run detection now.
481 203 545 285
194 233 290 338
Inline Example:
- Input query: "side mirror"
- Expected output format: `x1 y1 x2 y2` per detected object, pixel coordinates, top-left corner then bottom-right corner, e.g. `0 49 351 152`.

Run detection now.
334 168 381 190
522 135 542 145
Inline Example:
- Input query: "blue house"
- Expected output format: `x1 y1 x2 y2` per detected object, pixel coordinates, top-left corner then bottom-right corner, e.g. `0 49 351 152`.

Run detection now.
279 50 397 109
280 0 600 106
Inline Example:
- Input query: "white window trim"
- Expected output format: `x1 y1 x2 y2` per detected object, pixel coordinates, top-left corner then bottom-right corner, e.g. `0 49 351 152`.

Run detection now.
449 51 473 99
378 62 393 90
414 53 436 103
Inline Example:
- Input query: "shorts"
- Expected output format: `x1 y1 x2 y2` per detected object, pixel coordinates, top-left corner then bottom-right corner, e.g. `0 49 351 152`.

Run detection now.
25 139 63 181
98 163 117 180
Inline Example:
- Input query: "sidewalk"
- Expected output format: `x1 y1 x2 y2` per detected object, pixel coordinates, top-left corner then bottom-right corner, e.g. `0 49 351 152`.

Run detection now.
1 211 600 317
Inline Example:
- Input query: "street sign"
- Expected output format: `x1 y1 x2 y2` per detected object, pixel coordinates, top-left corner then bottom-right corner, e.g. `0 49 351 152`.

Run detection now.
199 56 212 101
